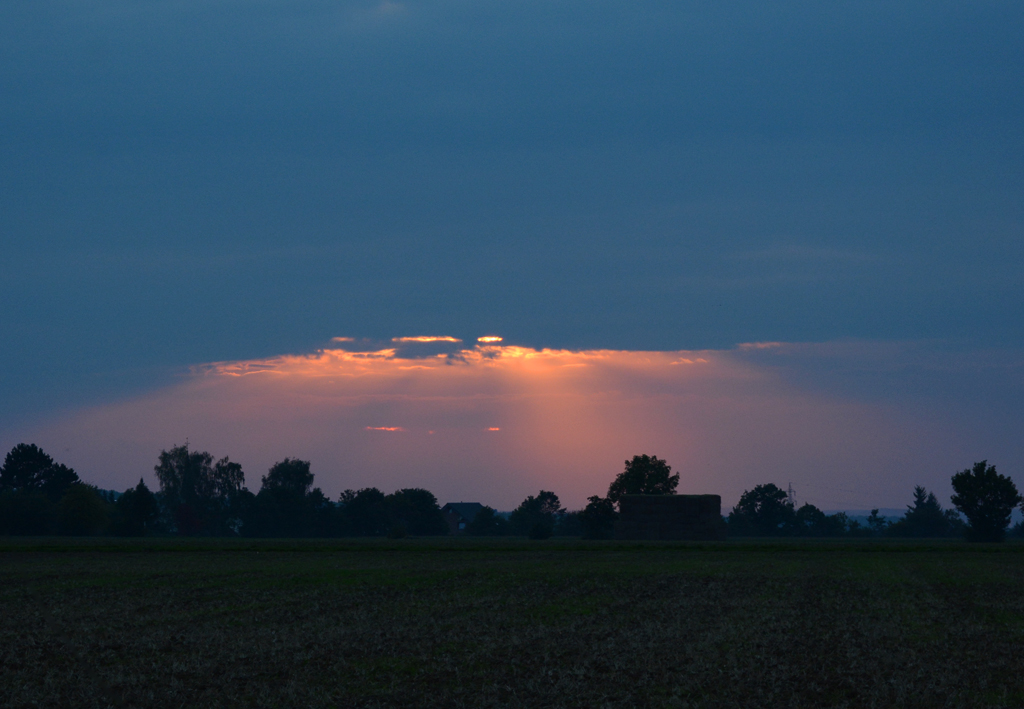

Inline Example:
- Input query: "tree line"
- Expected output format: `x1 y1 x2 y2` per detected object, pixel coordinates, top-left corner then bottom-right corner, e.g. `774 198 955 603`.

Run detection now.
572 455 1024 543
1 444 1021 542
0 443 581 538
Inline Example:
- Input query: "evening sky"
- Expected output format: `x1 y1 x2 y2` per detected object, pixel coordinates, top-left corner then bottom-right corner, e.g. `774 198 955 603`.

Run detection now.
2 0 1023 507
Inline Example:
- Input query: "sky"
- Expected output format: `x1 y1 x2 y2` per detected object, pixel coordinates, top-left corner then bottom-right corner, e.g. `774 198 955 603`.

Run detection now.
2 0 1023 510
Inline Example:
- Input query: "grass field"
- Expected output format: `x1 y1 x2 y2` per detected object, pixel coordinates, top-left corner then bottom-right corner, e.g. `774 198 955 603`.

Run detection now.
2 538 1024 708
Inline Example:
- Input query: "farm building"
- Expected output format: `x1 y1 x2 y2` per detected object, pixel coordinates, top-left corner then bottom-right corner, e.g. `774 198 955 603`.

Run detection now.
441 502 484 534
615 494 726 541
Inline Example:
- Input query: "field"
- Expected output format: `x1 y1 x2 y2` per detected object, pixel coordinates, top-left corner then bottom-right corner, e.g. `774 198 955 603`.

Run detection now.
3 538 1024 708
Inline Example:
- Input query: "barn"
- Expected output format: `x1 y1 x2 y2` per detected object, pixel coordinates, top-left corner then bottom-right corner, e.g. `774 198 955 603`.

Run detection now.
441 502 484 535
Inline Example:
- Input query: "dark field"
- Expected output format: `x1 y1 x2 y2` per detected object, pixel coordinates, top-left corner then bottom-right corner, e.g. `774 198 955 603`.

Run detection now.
3 539 1024 708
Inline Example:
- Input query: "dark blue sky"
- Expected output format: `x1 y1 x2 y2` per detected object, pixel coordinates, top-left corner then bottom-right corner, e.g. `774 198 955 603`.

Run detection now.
3 0 1023 429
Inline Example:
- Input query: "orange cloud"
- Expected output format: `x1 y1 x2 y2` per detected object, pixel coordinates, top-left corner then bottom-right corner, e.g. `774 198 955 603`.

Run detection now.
477 336 503 343
366 426 405 432
391 336 461 343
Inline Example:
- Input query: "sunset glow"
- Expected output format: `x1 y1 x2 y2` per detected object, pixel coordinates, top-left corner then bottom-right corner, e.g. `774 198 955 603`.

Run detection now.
391 336 462 343
4 0 1023 527
14 339 1015 511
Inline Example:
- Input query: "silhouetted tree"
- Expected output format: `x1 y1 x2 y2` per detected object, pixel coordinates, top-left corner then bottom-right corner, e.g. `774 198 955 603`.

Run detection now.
845 516 869 537
944 508 967 536
790 503 848 537
510 490 564 537
580 495 617 539
888 486 954 537
527 521 552 539
260 458 314 496
154 445 247 535
338 488 389 536
0 443 80 502
56 483 110 536
385 488 449 536
951 461 1021 542
554 509 583 536
247 458 332 537
112 479 161 536
606 455 679 506
0 490 53 535
867 508 889 536
464 506 509 536
728 484 795 536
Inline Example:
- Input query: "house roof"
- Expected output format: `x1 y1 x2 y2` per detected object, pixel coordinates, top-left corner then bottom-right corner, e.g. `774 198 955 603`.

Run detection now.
442 502 485 523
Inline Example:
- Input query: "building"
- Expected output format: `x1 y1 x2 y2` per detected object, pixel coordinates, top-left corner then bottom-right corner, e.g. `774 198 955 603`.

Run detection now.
614 494 726 541
441 502 485 535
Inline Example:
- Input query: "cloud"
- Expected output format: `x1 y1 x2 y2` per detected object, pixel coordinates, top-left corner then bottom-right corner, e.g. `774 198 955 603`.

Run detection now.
737 342 783 351
391 336 462 343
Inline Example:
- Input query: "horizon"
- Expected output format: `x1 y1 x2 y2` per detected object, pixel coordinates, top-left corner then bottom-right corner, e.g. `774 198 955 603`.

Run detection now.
3 1 1023 515
5 335 1022 512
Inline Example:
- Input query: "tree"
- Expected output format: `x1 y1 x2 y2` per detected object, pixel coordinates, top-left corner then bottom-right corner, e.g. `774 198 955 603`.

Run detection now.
56 483 110 536
951 461 1021 542
889 486 953 538
944 508 966 536
728 484 795 536
866 508 889 536
580 495 617 539
0 490 53 535
247 458 331 537
112 479 161 536
464 506 509 536
260 458 314 496
154 445 247 535
337 488 389 536
509 490 564 537
0 443 80 502
791 504 849 537
554 509 583 536
606 455 679 506
385 488 449 536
